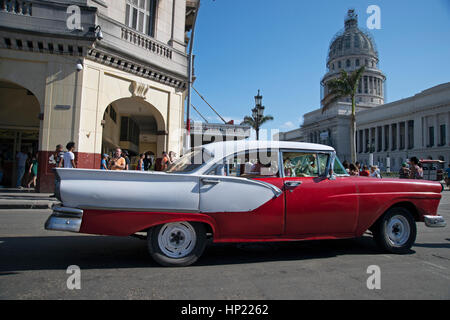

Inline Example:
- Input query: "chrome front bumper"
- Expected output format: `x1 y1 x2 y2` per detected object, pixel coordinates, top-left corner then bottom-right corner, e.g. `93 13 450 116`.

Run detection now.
424 215 447 228
45 206 83 233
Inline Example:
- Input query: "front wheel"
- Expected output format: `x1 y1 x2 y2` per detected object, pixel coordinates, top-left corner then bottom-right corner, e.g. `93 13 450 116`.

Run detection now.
148 222 206 267
372 207 417 254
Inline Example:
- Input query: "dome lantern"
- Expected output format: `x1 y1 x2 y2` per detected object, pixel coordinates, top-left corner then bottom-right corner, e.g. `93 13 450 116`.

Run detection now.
344 9 358 30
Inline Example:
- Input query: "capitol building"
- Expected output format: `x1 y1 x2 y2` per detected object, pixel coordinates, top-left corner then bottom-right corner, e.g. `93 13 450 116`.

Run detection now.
277 9 450 171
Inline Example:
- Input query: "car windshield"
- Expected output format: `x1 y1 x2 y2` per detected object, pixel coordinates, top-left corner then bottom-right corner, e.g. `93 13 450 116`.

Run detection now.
166 148 212 173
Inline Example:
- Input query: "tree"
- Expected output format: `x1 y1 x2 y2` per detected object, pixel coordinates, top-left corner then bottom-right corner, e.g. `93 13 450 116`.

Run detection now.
241 114 274 140
321 66 365 163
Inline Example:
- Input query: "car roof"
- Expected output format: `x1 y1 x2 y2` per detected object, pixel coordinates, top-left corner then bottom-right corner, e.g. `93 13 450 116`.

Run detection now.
202 140 335 159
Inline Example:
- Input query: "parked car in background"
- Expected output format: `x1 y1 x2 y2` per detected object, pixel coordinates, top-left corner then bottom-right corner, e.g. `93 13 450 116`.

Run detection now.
45 141 446 267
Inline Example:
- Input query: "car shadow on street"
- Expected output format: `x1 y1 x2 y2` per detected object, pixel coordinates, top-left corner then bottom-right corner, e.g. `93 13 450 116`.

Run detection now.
0 234 416 272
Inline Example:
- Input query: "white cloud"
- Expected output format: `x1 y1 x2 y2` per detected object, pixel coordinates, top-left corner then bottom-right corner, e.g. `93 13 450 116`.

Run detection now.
281 121 295 129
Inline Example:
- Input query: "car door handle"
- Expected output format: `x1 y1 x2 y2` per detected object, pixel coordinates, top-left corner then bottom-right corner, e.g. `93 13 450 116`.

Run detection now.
201 178 221 185
284 181 303 187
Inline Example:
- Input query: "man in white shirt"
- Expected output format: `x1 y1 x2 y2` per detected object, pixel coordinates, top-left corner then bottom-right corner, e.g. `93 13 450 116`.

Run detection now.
63 142 76 168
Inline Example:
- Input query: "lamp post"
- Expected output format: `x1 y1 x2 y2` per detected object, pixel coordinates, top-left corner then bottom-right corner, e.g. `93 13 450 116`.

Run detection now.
253 90 265 140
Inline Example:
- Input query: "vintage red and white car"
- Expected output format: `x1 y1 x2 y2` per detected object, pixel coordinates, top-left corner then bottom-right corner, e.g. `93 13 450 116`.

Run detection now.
45 141 446 267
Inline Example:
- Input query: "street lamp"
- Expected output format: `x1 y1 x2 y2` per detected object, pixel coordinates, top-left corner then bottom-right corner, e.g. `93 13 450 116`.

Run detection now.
253 90 265 140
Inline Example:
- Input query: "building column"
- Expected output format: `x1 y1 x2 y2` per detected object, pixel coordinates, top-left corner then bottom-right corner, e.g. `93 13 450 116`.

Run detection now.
405 120 410 150
382 125 386 151
375 127 379 152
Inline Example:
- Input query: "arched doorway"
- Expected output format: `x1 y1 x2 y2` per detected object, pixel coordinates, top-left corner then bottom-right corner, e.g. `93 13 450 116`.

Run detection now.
0 80 41 188
101 97 166 170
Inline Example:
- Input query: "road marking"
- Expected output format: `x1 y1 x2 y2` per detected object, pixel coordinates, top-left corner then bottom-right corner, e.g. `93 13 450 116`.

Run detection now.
422 261 447 270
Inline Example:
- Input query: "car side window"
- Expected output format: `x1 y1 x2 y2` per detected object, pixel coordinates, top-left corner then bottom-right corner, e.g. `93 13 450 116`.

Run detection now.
333 156 349 176
283 152 319 177
225 149 279 178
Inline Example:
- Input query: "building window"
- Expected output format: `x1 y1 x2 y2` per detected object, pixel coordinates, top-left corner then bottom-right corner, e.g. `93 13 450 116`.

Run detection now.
364 76 368 93
355 59 360 67
439 124 446 146
332 63 335 70
346 59 351 68
399 122 405 150
359 130 363 153
384 125 389 151
377 127 382 152
120 116 140 146
344 35 351 49
391 124 397 150
338 61 342 69
109 105 117 123
364 129 369 153
428 126 435 147
125 0 157 37
408 120 414 149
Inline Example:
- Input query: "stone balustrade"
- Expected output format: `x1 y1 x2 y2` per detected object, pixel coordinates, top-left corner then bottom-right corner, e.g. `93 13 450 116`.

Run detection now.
121 27 172 60
1 0 32 16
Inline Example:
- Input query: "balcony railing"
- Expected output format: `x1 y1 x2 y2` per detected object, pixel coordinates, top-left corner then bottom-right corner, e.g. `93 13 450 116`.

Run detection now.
1 0 32 16
121 26 172 60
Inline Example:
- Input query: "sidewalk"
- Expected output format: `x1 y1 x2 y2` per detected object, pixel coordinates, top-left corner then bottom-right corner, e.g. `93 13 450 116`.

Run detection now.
0 188 60 209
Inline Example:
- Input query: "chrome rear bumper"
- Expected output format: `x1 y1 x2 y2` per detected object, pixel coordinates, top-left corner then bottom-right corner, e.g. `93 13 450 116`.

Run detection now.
45 206 83 233
424 215 446 228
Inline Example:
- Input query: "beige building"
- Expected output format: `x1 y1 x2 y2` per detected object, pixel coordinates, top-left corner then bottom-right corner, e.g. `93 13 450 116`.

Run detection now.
0 0 199 191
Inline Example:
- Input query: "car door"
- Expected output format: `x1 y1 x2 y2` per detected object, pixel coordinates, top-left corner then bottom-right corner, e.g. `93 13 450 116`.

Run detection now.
282 151 359 236
199 149 285 237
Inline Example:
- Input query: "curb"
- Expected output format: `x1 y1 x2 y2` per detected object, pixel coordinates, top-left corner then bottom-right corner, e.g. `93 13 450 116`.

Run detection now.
0 201 60 210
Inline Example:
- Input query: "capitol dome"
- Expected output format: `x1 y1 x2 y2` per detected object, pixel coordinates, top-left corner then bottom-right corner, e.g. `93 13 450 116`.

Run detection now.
327 10 378 62
322 9 386 107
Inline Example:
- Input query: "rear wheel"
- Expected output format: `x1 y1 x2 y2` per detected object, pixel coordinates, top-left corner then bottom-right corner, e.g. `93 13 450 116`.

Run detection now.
148 222 206 267
372 207 416 254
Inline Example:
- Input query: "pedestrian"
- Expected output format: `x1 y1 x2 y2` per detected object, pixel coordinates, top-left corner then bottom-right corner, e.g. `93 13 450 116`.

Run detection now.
63 142 76 168
445 164 450 188
169 151 177 164
143 152 152 171
342 160 350 174
370 165 381 178
49 144 64 197
399 162 410 179
161 151 170 171
109 148 126 170
409 157 423 179
27 152 38 189
360 165 370 176
136 153 145 171
355 161 361 173
100 154 109 170
16 147 28 188
349 163 359 176
122 150 130 170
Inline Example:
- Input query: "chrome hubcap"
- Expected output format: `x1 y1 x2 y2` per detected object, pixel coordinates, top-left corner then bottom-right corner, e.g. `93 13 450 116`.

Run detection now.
386 215 410 247
158 222 196 258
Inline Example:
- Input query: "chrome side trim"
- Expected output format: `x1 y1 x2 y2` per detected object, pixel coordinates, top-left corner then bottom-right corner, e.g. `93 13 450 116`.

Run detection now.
424 215 446 228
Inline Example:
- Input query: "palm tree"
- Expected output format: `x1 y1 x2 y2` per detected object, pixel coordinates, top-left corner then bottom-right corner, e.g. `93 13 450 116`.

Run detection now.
321 66 365 163
241 114 274 140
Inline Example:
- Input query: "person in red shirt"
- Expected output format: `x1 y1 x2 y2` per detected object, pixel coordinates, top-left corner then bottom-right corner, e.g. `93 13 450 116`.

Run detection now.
360 165 370 176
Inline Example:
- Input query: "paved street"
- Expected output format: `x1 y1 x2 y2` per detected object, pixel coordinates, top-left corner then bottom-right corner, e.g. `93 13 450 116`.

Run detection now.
0 193 449 300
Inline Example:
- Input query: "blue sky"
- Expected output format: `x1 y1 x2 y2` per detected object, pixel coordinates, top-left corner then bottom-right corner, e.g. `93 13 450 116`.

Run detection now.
189 0 450 138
